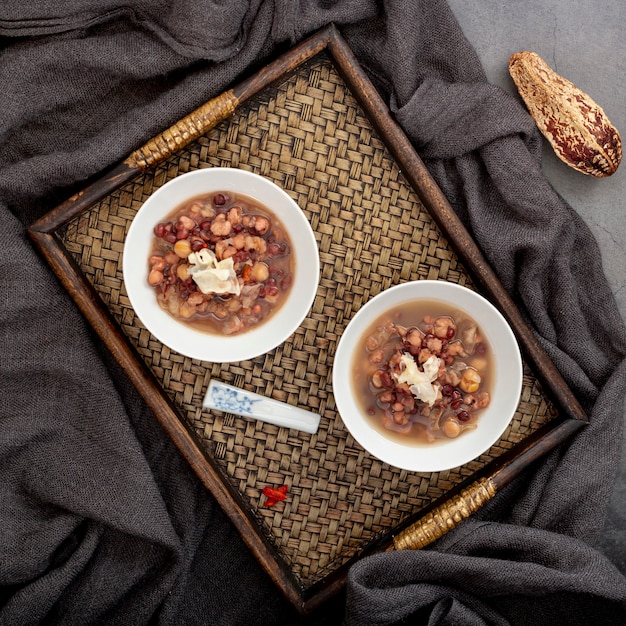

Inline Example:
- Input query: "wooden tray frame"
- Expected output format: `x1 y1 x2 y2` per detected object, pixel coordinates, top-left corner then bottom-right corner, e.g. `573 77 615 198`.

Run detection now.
28 25 587 614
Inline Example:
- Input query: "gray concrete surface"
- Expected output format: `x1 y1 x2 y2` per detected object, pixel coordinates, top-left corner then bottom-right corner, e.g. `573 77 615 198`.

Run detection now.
447 0 626 570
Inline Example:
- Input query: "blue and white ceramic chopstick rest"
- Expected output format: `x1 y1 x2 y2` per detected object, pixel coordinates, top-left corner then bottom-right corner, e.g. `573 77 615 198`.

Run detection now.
203 380 321 435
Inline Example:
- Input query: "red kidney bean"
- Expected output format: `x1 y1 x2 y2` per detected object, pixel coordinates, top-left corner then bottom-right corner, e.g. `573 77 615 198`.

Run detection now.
457 410 470 422
442 384 454 397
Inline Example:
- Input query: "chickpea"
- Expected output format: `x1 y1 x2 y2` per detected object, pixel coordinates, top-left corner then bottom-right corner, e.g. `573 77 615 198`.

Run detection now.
424 336 443 353
148 269 163 286
178 215 195 230
210 214 232 237
174 239 192 258
475 391 490 409
459 367 481 393
250 262 270 282
215 240 229 259
232 233 245 249
393 411 408 425
253 216 270 235
244 235 266 253
215 240 237 260
176 263 190 280
178 304 195 319
149 255 166 271
434 316 456 339
443 419 461 438
447 341 464 357
228 206 242 224
165 251 178 265
406 328 423 347
417 348 432 364
227 298 242 312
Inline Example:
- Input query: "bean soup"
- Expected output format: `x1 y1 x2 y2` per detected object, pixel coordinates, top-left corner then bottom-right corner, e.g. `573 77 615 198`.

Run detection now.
147 191 294 336
351 300 493 445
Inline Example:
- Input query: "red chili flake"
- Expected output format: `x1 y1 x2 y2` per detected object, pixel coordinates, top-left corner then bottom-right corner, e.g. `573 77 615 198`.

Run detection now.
262 484 288 507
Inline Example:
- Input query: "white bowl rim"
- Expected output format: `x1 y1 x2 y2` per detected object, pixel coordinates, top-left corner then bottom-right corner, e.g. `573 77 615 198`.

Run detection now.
122 168 320 362
332 280 523 472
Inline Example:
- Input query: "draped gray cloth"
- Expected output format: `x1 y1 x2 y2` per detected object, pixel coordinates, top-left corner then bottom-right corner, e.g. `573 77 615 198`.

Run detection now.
1 1 625 624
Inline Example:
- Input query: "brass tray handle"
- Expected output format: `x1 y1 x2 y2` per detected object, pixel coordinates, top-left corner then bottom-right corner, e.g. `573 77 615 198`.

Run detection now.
128 91 239 171
389 476 497 551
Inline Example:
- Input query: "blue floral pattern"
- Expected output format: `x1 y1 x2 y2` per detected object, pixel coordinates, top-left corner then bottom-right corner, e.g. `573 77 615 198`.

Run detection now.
209 384 260 415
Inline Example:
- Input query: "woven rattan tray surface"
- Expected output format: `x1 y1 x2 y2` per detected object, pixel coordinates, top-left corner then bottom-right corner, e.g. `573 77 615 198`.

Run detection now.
62 50 552 580
29 27 587 613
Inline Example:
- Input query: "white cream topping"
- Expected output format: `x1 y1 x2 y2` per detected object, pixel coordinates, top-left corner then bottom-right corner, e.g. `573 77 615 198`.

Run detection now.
395 354 441 407
187 249 241 296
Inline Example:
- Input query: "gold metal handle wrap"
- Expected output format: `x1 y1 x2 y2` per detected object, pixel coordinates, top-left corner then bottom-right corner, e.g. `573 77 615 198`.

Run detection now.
390 476 497 551
128 90 239 171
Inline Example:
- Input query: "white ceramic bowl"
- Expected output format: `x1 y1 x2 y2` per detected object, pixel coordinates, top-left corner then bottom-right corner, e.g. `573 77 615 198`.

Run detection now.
332 280 522 472
123 168 319 362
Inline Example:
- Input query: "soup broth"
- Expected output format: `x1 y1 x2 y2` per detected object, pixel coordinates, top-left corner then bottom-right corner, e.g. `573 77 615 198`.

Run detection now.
351 299 493 446
147 190 294 336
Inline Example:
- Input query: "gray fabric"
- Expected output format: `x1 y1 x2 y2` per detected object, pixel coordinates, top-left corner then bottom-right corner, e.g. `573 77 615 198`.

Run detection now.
1 0 625 624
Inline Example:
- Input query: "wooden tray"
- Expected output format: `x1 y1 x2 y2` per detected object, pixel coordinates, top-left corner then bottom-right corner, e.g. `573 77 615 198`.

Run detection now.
28 25 588 614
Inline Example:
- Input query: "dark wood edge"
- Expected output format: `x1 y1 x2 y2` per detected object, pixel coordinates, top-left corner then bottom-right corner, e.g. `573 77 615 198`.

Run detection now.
302 415 587 595
26 24 589 615
27 227 313 611
27 28 339 616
